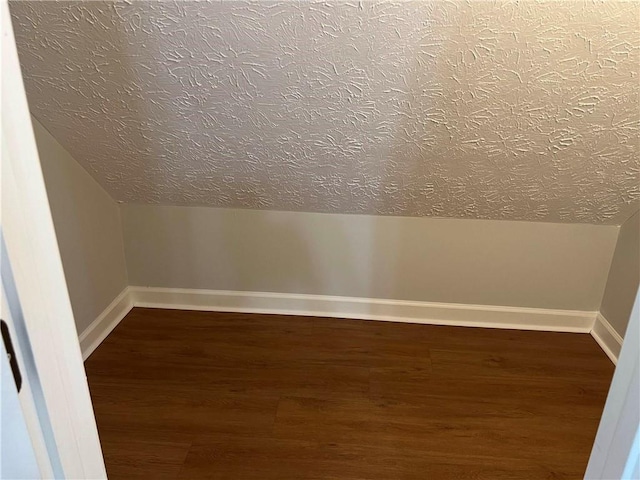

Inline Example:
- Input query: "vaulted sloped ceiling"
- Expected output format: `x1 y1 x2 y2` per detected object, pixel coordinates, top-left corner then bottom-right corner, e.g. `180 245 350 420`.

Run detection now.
10 1 640 224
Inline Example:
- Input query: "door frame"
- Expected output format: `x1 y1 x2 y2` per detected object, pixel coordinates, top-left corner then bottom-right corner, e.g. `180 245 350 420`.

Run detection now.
586 289 640 479
1 3 106 478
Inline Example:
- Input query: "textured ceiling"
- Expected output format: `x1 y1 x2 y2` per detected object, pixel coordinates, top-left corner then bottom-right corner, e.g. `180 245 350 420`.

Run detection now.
10 1 640 224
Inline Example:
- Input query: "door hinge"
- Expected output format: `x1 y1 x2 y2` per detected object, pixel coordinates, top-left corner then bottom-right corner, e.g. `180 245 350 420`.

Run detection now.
1 320 22 392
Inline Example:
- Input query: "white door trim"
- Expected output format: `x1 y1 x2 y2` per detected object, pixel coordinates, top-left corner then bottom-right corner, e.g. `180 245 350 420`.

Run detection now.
1 3 106 478
586 289 639 479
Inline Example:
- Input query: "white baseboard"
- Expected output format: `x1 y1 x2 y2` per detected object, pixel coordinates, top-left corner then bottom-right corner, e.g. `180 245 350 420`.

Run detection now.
79 287 133 360
128 286 596 333
80 286 603 361
591 313 623 364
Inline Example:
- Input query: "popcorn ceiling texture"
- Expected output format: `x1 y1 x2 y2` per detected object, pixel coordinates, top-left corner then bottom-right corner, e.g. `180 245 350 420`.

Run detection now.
10 0 640 224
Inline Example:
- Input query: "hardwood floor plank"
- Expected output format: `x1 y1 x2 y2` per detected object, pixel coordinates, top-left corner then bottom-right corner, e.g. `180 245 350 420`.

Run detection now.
89 383 280 437
84 308 614 479
429 347 613 382
177 434 579 480
369 373 610 418
93 308 433 369
273 395 597 462
99 437 191 480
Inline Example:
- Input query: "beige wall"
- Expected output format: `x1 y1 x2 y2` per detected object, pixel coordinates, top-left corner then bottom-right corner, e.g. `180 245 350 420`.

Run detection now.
29 110 634 332
600 211 640 337
122 204 618 312
33 118 128 334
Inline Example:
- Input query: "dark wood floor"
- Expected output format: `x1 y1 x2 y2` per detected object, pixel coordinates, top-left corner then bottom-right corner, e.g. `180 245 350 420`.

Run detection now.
85 308 614 480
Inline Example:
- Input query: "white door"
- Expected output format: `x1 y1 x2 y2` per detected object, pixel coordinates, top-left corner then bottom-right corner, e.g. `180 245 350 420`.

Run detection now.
1 338 40 480
1 2 107 478
1 265 54 479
